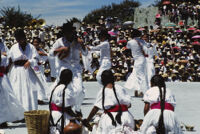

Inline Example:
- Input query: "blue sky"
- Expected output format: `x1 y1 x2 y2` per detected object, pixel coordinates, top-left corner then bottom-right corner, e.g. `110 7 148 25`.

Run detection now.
0 0 155 26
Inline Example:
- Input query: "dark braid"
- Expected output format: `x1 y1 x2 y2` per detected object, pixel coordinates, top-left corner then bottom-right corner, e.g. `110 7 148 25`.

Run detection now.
49 69 73 134
151 75 166 134
0 51 1 65
113 85 122 125
101 69 122 126
102 85 117 126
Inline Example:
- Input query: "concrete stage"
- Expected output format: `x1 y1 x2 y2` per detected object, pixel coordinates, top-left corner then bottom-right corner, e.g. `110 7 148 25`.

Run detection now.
1 82 200 134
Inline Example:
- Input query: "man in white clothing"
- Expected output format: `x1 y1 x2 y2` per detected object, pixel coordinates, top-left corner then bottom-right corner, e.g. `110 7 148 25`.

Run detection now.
87 29 111 84
49 22 88 116
124 29 149 96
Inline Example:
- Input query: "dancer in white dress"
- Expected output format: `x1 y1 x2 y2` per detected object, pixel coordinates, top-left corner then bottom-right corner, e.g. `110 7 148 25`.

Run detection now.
85 69 135 134
49 69 81 134
49 22 88 116
32 37 48 103
124 29 149 96
87 29 111 84
141 34 158 87
0 51 24 128
146 42 158 87
140 75 183 134
8 29 45 111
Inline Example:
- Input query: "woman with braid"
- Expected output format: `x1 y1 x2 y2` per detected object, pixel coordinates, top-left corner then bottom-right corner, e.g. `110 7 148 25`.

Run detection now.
49 69 81 134
85 69 134 133
140 75 183 134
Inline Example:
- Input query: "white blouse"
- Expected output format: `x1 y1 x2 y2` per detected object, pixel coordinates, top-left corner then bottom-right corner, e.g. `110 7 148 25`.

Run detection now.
143 86 176 107
51 83 75 107
94 84 131 110
90 40 111 63
8 43 39 66
127 37 145 59
49 37 88 65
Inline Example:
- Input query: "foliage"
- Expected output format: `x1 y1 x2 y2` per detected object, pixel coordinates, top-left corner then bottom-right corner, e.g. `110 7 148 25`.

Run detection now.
83 0 140 24
0 6 34 28
67 17 81 23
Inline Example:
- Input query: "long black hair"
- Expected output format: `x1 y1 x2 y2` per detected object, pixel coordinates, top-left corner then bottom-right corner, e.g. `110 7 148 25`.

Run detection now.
0 51 1 65
101 69 122 127
151 75 166 134
49 69 73 134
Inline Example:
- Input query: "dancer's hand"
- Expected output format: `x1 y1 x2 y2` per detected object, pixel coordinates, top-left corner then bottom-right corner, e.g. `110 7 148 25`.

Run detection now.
2 52 7 56
24 61 30 69
54 46 68 55
82 119 93 131
77 37 84 45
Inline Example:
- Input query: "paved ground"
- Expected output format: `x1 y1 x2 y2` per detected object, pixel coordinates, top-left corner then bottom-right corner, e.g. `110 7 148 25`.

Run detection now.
1 82 200 134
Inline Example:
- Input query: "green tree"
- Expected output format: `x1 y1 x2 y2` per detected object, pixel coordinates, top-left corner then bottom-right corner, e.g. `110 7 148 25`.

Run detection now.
0 6 34 28
83 0 140 24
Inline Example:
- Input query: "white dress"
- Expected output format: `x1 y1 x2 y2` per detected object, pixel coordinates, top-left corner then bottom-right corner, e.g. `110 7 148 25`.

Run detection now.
140 86 183 134
124 38 149 93
94 84 135 134
8 43 45 111
90 40 111 84
50 84 76 134
146 43 158 87
49 37 88 112
33 48 48 100
0 55 24 123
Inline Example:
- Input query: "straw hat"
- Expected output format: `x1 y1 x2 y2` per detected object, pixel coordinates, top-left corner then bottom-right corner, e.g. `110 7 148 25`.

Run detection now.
179 65 185 70
110 40 115 44
155 64 160 68
162 73 168 78
192 50 197 54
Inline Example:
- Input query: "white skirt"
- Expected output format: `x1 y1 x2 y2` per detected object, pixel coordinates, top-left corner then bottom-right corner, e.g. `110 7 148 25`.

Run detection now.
0 75 24 123
140 109 183 134
97 111 135 134
9 66 40 111
146 59 155 87
125 57 149 92
34 65 47 100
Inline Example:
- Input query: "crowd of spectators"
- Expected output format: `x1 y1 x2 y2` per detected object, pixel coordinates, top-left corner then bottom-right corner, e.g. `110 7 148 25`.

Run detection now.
159 1 200 27
0 9 200 82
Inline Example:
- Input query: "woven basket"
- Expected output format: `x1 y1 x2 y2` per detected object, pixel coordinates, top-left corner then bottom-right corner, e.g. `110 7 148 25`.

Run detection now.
24 110 50 134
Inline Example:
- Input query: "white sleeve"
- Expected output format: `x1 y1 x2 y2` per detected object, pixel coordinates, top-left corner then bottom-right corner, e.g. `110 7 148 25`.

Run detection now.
126 41 131 49
90 42 105 51
49 39 61 56
29 45 40 67
64 89 76 107
116 85 131 106
143 88 157 103
94 90 103 109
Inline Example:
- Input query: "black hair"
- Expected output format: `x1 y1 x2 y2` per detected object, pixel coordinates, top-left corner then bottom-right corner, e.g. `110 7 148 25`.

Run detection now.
131 28 142 38
101 69 122 127
49 69 73 134
14 29 26 39
98 28 110 40
0 51 1 64
62 21 76 34
32 37 41 43
151 75 166 134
